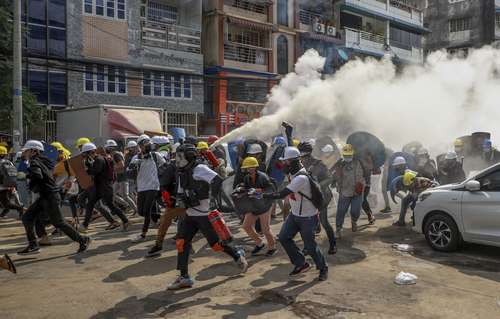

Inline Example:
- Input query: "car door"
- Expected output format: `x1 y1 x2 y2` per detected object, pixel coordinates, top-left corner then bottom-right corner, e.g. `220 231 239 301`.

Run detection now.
461 169 500 244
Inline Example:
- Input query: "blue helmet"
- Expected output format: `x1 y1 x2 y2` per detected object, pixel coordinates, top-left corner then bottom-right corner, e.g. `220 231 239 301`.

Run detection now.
273 136 286 145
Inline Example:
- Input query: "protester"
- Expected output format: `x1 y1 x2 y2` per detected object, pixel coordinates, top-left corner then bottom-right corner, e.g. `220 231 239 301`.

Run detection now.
264 147 328 281
0 145 25 218
415 148 438 180
18 140 90 254
481 139 500 168
438 151 466 185
394 170 435 226
169 144 247 290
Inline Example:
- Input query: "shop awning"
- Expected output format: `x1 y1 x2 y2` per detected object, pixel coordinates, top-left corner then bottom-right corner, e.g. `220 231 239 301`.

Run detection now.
107 109 163 139
226 16 275 31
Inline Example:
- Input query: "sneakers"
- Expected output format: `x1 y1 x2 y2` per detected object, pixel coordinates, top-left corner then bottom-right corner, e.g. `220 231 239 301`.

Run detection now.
146 244 162 258
77 236 91 253
237 255 249 273
122 221 130 232
380 207 392 213
105 222 120 231
38 235 52 246
368 213 376 225
168 276 194 290
289 262 311 277
328 244 337 255
17 245 40 255
79 225 88 234
131 233 146 243
265 249 277 257
351 221 358 232
251 243 266 256
318 268 328 281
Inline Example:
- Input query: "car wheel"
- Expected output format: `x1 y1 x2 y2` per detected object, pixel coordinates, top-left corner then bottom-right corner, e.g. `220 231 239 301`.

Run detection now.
424 213 460 252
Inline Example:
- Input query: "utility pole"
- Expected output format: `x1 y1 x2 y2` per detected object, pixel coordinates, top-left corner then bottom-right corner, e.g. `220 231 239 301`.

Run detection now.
12 0 23 151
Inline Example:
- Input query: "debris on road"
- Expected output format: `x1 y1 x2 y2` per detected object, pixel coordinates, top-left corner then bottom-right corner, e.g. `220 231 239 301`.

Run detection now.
392 243 414 252
394 272 418 285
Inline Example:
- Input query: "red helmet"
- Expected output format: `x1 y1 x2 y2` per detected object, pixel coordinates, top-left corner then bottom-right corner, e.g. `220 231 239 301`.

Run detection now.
207 135 219 145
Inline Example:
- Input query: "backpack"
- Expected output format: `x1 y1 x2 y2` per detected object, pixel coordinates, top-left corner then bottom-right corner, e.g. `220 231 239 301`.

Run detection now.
297 172 326 211
103 156 116 182
151 152 169 182
0 160 18 188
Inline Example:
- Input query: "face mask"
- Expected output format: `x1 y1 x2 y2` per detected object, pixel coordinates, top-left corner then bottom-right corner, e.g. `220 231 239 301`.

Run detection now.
175 152 189 168
344 156 353 163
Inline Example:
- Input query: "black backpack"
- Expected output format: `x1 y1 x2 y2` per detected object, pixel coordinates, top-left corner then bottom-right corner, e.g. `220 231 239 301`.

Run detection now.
0 160 18 188
297 172 326 211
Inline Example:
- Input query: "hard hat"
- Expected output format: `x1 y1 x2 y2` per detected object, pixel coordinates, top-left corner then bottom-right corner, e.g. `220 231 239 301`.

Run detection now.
22 140 44 152
197 141 209 151
292 139 300 147
273 136 286 145
280 146 301 161
240 156 259 169
246 143 263 154
104 139 118 148
403 170 417 186
454 139 464 147
0 146 7 155
207 135 219 145
307 138 316 146
342 144 354 156
137 134 151 145
321 144 334 153
81 142 97 153
298 141 313 155
76 137 91 148
151 136 162 145
392 156 407 166
126 140 138 149
171 142 181 153
51 141 64 151
158 136 170 145
417 148 429 156
445 151 458 160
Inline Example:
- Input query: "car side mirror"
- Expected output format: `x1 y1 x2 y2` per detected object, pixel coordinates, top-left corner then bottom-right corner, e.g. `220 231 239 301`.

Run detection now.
465 180 480 192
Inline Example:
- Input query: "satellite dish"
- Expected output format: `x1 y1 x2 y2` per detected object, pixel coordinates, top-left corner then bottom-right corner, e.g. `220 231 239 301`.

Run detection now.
337 49 349 61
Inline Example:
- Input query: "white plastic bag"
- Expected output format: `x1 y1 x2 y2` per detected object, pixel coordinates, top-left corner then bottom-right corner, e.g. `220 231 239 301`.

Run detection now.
392 243 414 252
394 272 418 285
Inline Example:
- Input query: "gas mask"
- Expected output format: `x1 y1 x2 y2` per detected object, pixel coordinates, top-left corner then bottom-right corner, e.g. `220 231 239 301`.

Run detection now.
176 152 190 168
284 158 302 175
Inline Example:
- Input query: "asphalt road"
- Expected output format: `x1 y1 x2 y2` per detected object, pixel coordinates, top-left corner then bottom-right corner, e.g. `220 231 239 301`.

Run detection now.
1 203 500 319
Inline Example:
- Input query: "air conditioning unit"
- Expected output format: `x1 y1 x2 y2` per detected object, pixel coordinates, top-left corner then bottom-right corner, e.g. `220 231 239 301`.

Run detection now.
326 26 336 36
313 22 325 34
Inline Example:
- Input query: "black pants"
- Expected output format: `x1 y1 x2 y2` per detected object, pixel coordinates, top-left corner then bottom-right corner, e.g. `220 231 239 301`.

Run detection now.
22 193 84 245
137 190 159 234
361 185 373 215
176 215 240 277
0 190 24 215
83 186 128 228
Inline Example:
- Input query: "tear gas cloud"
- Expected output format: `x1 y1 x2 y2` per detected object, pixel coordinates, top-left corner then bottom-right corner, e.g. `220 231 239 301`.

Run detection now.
217 47 500 155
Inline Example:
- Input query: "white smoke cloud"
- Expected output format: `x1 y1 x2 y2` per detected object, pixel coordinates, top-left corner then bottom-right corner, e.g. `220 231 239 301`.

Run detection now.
217 47 500 155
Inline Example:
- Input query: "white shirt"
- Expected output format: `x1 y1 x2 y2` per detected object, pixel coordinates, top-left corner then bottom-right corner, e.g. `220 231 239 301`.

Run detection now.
177 164 218 217
132 152 166 192
286 168 318 217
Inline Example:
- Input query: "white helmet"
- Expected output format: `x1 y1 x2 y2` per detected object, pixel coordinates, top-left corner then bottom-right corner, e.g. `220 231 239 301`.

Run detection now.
392 156 407 166
22 140 44 152
81 142 97 153
126 140 138 149
171 142 181 153
104 139 118 148
321 144 334 154
152 136 170 145
246 143 263 154
308 138 316 146
417 148 429 156
137 134 150 145
280 146 301 161
445 151 458 160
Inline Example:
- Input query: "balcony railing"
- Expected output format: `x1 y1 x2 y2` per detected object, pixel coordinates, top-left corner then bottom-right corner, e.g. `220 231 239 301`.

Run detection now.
224 41 269 65
347 27 386 44
224 0 268 14
299 9 326 25
141 20 201 54
390 0 417 14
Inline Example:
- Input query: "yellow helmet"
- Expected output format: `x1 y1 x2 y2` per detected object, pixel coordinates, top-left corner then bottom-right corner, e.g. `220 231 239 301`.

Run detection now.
197 141 209 151
51 141 64 151
76 137 91 148
0 146 7 155
342 144 354 156
240 156 259 169
292 139 300 147
454 139 464 147
403 170 417 186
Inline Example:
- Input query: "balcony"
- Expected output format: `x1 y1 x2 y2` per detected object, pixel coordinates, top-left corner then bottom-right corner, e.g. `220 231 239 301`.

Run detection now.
141 20 201 54
223 0 269 23
391 46 422 63
344 27 387 55
223 42 269 72
298 9 325 32
448 30 471 44
342 0 423 27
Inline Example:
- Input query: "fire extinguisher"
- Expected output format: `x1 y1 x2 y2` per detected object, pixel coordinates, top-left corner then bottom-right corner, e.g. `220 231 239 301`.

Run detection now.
202 149 220 168
208 210 233 242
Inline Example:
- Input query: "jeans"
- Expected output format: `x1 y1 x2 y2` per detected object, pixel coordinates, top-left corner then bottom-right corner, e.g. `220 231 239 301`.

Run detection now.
335 194 362 229
22 193 84 245
176 215 241 277
137 190 159 234
16 179 30 207
361 185 373 215
278 214 327 271
399 194 416 224
114 181 137 212
83 186 128 228
319 188 336 248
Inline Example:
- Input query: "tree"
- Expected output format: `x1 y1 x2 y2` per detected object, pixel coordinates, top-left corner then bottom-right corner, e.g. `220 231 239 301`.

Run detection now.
0 1 42 138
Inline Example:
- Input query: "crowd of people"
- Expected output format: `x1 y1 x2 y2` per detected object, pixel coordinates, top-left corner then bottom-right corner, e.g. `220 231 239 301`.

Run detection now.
1 127 499 288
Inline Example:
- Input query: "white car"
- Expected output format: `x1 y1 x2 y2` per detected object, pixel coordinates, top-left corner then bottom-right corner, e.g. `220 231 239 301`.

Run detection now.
413 163 500 251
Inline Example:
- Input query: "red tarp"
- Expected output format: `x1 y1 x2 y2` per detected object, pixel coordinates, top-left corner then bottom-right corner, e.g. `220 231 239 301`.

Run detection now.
106 109 163 139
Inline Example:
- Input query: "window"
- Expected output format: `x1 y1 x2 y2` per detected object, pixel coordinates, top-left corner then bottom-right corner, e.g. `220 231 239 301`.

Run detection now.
48 0 65 27
84 0 126 20
27 24 46 56
449 17 471 33
48 27 65 57
48 72 66 105
28 0 46 24
277 35 288 75
142 72 192 99
147 1 177 22
479 170 500 191
29 70 48 104
277 0 288 26
84 64 127 94
496 13 500 28
390 27 422 50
